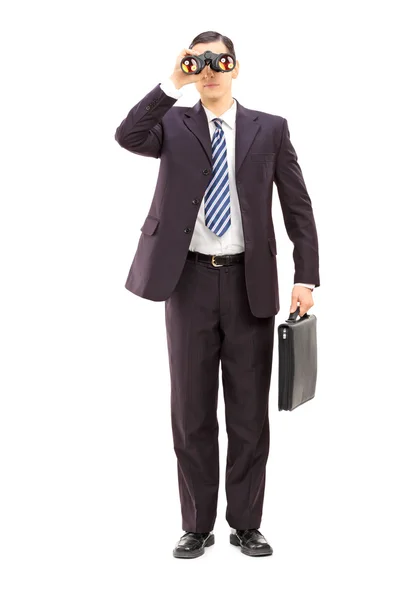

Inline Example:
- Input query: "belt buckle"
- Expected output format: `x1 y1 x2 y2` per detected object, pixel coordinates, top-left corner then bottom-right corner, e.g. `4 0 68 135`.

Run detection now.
211 255 223 267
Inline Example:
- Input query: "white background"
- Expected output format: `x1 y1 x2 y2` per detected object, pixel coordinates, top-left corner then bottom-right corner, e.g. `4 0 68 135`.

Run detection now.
1 0 400 598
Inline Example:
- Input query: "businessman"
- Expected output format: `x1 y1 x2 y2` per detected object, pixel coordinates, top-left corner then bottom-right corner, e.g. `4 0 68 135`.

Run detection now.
115 31 320 559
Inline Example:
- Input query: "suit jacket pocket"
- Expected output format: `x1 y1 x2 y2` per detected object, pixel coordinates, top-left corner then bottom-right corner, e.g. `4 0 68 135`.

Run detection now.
140 215 160 235
251 152 275 162
268 236 277 256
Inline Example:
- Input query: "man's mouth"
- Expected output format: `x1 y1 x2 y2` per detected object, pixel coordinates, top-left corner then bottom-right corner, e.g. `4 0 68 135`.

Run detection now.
204 84 219 87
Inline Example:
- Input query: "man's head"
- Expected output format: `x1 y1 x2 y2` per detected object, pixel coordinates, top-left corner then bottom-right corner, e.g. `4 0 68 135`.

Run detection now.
189 31 239 102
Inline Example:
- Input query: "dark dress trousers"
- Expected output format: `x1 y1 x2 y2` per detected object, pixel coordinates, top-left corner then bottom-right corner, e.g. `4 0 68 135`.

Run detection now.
115 83 320 532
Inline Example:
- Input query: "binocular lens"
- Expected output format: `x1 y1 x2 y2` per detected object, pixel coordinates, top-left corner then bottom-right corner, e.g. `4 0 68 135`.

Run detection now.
181 57 198 73
218 54 235 71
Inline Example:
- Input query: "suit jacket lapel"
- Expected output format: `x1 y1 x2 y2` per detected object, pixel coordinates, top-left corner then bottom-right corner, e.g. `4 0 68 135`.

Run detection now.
183 97 260 178
183 100 212 166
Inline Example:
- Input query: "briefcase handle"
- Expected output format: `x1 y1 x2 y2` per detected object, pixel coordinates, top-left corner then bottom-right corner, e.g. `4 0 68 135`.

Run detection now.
285 306 310 323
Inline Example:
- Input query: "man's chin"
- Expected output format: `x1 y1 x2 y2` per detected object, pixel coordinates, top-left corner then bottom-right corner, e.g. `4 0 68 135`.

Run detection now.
202 88 221 98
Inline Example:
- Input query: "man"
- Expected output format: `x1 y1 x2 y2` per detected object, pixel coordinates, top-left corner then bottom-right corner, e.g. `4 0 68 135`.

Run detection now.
115 31 320 559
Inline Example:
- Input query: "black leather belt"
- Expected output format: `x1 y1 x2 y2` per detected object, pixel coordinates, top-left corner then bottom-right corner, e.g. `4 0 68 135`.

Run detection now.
187 250 245 267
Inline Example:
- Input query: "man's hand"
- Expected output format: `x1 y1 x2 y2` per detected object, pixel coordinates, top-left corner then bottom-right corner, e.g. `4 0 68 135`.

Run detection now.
290 285 314 317
170 48 204 90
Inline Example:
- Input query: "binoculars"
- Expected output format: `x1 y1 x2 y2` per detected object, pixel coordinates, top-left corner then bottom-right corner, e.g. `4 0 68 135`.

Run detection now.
180 50 236 75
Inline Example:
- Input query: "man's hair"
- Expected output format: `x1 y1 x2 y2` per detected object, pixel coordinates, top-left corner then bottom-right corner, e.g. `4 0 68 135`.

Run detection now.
189 31 236 57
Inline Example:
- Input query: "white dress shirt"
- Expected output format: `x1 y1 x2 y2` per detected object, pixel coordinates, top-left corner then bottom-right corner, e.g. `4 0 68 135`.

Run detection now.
159 77 314 290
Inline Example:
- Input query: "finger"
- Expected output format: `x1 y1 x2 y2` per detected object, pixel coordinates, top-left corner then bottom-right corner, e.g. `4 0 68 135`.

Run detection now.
298 301 306 316
299 302 312 317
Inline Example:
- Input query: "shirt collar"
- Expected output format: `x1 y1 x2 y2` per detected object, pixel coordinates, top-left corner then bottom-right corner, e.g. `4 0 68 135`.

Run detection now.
201 98 237 130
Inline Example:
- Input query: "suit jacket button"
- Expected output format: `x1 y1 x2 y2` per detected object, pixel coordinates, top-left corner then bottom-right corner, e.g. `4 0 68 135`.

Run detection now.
192 198 200 204
184 227 192 234
145 105 151 110
203 168 210 175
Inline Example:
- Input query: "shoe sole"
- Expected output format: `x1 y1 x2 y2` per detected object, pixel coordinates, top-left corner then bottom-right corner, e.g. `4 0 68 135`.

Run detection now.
230 533 273 557
173 533 215 559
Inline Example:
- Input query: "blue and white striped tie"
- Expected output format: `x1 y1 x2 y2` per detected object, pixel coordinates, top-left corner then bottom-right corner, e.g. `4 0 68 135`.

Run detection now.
204 118 231 237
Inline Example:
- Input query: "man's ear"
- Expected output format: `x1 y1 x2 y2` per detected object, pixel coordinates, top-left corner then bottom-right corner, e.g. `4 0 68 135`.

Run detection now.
232 59 240 79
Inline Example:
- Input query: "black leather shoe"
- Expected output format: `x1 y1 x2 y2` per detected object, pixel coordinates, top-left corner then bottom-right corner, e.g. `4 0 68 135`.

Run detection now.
230 528 273 557
173 531 215 559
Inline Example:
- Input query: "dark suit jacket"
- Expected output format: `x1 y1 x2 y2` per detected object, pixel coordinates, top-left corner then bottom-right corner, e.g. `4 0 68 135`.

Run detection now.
114 82 320 318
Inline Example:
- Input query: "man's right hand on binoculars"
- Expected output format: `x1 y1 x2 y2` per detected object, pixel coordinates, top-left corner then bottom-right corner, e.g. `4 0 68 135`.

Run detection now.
170 48 208 90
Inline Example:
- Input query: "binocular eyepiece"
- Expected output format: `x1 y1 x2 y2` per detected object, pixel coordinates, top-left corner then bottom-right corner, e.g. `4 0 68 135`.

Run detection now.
180 50 236 75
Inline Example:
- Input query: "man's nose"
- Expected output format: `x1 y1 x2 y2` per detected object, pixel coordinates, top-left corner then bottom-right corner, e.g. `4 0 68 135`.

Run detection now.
203 64 214 78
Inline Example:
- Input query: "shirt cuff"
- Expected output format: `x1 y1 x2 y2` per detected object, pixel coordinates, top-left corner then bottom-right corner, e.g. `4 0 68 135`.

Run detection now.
294 283 315 290
159 77 183 99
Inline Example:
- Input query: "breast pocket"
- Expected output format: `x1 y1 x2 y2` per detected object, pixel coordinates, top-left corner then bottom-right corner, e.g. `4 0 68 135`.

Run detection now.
250 153 275 163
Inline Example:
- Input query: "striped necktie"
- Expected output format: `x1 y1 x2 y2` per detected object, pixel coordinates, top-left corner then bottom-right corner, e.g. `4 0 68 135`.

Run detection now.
204 118 231 237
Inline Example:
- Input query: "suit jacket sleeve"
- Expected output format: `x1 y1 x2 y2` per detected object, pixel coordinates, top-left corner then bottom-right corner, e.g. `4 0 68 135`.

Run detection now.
274 118 320 287
159 77 184 100
114 83 179 159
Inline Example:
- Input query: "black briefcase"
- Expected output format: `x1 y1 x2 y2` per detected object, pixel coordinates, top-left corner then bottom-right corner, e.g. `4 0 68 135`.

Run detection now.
278 307 317 411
